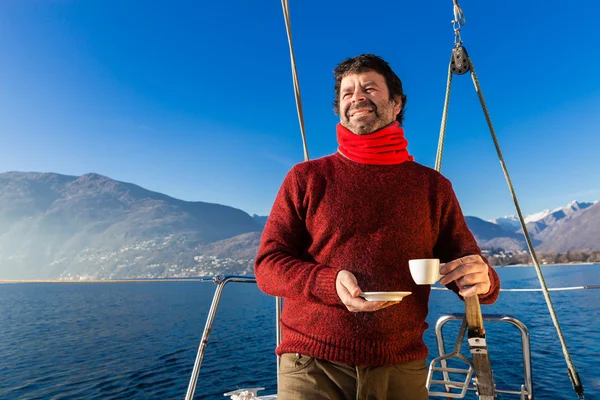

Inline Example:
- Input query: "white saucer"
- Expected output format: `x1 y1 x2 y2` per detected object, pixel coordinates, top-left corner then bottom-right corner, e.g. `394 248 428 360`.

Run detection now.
359 291 412 302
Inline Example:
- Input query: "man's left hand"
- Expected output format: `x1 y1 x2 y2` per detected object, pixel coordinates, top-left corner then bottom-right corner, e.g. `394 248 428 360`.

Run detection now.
439 255 491 298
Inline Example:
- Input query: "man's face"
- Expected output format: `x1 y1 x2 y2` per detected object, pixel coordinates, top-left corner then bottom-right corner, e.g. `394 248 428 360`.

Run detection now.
339 71 401 135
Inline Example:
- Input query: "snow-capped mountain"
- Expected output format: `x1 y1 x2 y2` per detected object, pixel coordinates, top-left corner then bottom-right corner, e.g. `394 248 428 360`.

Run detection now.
526 200 595 223
490 201 597 235
490 215 522 231
537 203 600 252
465 216 537 252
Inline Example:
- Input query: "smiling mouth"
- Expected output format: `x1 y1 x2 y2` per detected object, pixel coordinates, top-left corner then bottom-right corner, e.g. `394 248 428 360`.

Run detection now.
350 109 373 117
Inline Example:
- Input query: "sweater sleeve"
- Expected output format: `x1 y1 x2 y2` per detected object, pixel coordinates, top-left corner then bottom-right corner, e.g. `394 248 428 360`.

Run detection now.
433 178 501 304
254 167 341 305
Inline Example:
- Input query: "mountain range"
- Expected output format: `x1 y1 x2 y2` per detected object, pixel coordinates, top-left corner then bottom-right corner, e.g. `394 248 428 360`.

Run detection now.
0 172 598 280
484 200 599 252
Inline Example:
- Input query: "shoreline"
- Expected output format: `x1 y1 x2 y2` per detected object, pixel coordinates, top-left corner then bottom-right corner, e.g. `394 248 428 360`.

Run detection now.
1 263 598 283
496 262 597 268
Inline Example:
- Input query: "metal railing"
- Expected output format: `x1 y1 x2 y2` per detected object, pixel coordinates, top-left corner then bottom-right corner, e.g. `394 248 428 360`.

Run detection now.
185 276 594 399
428 313 533 399
184 275 274 400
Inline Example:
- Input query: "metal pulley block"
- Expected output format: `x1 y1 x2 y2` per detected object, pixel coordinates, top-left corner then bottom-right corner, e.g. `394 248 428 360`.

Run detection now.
451 46 471 75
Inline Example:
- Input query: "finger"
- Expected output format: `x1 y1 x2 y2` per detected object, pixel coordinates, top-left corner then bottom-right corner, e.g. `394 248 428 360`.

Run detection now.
460 254 483 264
335 271 362 305
440 260 489 285
456 272 489 287
338 286 354 305
459 283 489 298
361 301 399 311
441 255 482 274
346 297 381 312
439 262 479 285
348 299 400 312
339 274 361 298
379 301 401 309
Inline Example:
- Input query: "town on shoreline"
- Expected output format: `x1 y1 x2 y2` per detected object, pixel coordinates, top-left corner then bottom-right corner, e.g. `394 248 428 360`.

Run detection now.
1 259 597 284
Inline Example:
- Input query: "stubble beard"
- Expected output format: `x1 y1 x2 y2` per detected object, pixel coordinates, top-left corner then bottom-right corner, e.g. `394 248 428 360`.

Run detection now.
341 100 394 135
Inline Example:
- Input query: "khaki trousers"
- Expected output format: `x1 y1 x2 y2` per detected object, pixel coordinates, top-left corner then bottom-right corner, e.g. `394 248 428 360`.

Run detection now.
277 353 429 400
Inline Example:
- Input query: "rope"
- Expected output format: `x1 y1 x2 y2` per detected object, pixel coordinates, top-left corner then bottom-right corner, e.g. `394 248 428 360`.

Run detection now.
436 2 585 395
279 0 311 385
435 58 453 171
281 0 310 162
469 61 584 398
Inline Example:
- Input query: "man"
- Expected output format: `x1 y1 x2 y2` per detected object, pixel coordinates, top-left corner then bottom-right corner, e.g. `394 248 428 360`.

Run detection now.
254 54 500 399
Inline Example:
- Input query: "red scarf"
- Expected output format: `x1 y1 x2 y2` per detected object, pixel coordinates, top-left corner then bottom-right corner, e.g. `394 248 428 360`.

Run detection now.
336 122 414 165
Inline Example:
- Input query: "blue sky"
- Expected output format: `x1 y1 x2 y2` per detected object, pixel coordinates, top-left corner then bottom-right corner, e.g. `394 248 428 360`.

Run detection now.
1 0 599 220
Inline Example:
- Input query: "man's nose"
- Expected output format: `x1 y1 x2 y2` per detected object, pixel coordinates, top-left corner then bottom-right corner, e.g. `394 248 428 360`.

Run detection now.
351 90 366 103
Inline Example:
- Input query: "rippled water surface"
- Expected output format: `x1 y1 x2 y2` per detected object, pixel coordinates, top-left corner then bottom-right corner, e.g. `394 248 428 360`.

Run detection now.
1 264 598 399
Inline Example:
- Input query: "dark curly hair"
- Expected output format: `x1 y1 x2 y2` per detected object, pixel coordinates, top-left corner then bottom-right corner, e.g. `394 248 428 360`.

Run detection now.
333 54 407 125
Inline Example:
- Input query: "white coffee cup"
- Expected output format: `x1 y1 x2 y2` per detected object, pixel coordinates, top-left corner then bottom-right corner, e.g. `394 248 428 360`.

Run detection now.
409 258 443 285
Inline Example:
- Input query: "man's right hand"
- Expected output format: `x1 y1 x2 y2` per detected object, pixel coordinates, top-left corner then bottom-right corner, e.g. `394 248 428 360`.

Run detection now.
336 270 399 312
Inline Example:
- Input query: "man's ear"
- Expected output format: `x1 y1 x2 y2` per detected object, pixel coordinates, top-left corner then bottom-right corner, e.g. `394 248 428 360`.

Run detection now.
392 95 403 116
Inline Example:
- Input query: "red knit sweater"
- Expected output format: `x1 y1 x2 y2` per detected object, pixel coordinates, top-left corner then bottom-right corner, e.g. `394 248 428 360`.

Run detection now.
255 153 500 366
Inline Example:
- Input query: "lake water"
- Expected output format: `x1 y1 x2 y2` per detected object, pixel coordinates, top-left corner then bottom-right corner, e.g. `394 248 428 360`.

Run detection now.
1 264 598 399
